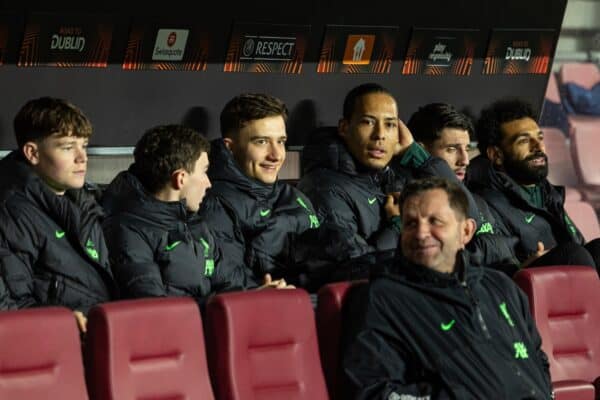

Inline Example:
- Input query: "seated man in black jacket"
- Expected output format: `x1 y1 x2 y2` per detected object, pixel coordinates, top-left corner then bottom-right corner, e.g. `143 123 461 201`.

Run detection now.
198 94 319 287
408 102 520 272
298 83 465 288
0 97 117 331
469 98 600 273
102 125 288 306
344 177 553 399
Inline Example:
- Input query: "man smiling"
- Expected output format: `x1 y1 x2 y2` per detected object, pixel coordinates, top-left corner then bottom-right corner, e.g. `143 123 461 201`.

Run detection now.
343 177 553 399
469 98 600 272
0 97 117 330
199 93 319 287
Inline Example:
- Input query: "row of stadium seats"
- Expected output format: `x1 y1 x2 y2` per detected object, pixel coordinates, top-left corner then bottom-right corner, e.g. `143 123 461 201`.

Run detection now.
0 266 598 399
543 63 600 212
318 266 600 400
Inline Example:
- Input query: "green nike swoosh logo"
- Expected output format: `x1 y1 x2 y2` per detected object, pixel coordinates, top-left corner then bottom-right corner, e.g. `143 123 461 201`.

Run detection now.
525 215 535 224
165 241 181 251
55 230 65 239
260 209 271 217
368 197 377 205
440 319 456 331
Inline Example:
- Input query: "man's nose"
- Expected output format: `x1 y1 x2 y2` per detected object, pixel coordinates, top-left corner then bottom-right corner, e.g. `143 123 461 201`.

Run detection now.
457 147 469 166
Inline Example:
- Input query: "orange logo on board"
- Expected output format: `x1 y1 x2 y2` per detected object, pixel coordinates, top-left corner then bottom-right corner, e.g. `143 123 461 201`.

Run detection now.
342 35 375 65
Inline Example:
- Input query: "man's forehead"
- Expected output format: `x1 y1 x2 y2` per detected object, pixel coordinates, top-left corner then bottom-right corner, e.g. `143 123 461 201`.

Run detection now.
435 128 471 145
402 189 451 212
500 117 540 140
352 93 398 117
45 131 87 142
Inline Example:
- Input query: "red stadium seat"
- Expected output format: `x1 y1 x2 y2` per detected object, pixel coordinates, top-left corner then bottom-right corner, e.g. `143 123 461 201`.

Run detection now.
514 266 600 399
205 289 328 400
564 200 600 241
559 63 600 91
0 307 88 400
543 126 582 201
571 127 600 187
569 126 600 210
84 297 214 400
316 280 367 400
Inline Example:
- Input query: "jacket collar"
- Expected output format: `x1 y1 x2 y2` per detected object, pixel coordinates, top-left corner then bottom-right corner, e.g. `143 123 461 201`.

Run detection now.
382 250 481 288
301 126 394 184
101 167 192 226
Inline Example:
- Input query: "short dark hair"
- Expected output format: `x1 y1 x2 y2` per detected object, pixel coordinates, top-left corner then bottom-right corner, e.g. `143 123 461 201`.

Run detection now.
400 177 469 219
407 103 474 145
14 97 92 149
133 124 210 194
342 83 394 120
476 98 536 155
220 93 288 138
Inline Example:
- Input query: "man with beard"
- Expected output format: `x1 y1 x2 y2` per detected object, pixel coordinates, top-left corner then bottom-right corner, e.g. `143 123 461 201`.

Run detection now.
408 102 520 272
468 98 600 272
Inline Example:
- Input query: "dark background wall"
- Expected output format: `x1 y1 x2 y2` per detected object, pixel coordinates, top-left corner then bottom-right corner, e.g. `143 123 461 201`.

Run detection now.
0 0 567 149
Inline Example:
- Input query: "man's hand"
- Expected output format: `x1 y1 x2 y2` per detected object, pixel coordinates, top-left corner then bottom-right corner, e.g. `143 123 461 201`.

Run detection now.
258 273 295 290
394 119 415 156
521 241 551 267
384 192 401 219
73 310 87 333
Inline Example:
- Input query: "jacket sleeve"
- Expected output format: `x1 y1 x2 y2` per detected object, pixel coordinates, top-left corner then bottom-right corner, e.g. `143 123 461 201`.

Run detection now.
0 209 42 309
343 283 449 399
312 186 397 261
246 193 320 279
198 197 258 289
467 195 520 271
0 237 18 310
103 221 168 299
205 230 259 292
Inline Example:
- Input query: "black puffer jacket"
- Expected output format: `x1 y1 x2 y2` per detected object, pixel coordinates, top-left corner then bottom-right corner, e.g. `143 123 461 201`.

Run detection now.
468 156 584 262
102 168 254 305
198 139 319 285
0 239 17 310
0 151 116 313
297 128 468 286
343 254 552 399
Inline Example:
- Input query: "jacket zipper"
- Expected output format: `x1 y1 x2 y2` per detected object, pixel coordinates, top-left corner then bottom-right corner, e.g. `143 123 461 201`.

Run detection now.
461 280 491 339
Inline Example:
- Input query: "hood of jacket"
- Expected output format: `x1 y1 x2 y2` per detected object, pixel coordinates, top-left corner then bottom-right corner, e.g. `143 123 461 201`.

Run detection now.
0 151 105 243
101 166 194 229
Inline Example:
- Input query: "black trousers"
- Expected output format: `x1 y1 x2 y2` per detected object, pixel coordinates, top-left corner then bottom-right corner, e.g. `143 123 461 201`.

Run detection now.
528 238 600 276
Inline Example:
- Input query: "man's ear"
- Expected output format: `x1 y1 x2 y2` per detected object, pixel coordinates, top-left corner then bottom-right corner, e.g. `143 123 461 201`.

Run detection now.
486 145 503 167
22 142 40 165
223 137 234 152
461 218 477 248
170 169 186 191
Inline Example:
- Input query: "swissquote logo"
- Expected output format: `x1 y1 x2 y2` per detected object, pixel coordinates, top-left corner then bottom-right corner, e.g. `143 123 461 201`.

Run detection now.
152 29 189 61
342 34 375 65
240 35 297 61
50 26 86 52
427 42 452 66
